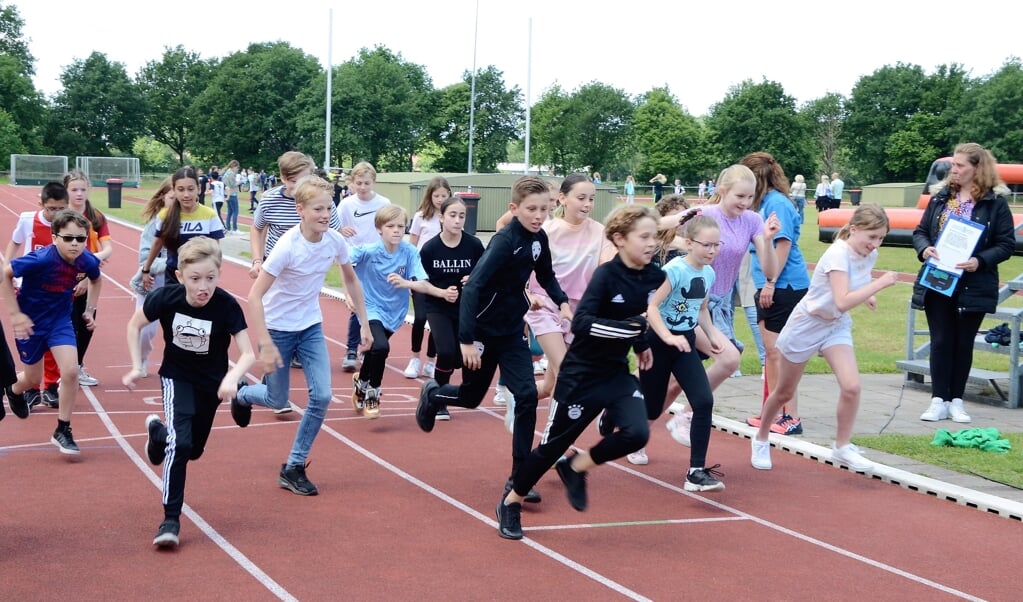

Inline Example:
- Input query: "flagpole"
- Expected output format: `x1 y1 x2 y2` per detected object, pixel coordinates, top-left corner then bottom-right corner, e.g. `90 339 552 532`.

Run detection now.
467 0 479 174
324 8 333 170
523 17 532 175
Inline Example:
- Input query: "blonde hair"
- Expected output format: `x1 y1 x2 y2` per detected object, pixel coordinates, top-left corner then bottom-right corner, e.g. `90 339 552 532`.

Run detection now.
836 203 889 241
938 142 1007 200
293 175 333 206
706 164 756 205
351 161 377 182
278 151 315 180
654 194 690 265
176 236 222 270
143 177 173 221
374 204 407 229
681 214 719 241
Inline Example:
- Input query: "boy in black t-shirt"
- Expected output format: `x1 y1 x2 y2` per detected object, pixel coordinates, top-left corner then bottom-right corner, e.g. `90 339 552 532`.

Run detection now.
123 237 255 549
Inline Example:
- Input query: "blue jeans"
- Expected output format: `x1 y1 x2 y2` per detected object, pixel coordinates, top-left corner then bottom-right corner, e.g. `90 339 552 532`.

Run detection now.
226 194 239 231
346 313 360 355
237 323 332 467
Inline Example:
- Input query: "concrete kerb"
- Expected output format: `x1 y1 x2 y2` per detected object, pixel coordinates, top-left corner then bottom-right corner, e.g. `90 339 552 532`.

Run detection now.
714 416 1023 522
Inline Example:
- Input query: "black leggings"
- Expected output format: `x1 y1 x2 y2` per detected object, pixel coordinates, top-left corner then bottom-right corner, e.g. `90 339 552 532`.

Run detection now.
359 320 394 388
924 291 985 401
639 329 714 469
425 311 460 386
159 378 220 520
71 294 94 366
410 291 436 357
512 372 648 497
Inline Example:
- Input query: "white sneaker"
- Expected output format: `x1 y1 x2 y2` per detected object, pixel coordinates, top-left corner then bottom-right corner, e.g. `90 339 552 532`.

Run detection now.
273 403 293 415
831 443 874 472
665 412 692 447
750 438 772 470
539 358 548 371
920 397 949 421
667 401 687 415
504 393 515 435
626 448 649 465
423 360 436 379
533 361 545 375
78 366 99 387
948 398 972 423
403 358 422 379
730 369 742 378
494 384 511 407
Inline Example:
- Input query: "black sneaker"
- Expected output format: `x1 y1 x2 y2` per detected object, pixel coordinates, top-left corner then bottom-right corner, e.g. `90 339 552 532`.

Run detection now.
504 479 542 504
683 464 726 492
230 379 251 427
7 389 29 419
597 409 614 436
145 414 166 465
496 500 523 540
290 356 302 369
556 457 587 511
51 425 80 455
153 519 180 548
415 379 440 432
341 351 357 372
23 388 41 412
279 463 318 496
42 385 59 408
435 406 451 421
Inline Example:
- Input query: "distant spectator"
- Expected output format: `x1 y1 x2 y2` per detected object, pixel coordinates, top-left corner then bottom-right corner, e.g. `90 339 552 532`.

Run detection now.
649 173 668 202
790 174 807 224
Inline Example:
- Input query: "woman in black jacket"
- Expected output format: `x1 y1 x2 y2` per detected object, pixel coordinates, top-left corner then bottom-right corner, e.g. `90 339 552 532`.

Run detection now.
912 142 1015 423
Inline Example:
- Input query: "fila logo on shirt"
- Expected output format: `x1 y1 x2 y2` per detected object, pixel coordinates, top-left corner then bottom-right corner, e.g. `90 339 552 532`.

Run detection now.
611 294 625 303
182 222 207 232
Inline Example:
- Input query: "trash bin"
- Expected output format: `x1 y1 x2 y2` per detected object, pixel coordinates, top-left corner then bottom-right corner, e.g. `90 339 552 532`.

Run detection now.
455 191 480 235
849 189 862 206
106 178 123 209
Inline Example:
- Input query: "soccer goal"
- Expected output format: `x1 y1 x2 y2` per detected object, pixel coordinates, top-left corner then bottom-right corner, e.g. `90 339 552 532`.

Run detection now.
75 156 141 187
9 154 69 186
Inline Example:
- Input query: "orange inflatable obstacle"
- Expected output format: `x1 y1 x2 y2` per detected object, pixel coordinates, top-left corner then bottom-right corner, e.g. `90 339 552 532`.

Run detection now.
818 159 1023 254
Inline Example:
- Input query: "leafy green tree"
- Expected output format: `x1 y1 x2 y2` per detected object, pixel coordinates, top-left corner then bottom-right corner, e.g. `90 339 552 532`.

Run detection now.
308 46 433 171
632 87 708 183
428 66 523 173
568 82 634 177
132 136 178 174
0 2 33 75
0 107 25 159
191 42 321 168
137 46 214 166
45 52 146 157
0 54 45 152
705 78 814 178
529 85 573 174
955 58 1023 162
800 93 845 177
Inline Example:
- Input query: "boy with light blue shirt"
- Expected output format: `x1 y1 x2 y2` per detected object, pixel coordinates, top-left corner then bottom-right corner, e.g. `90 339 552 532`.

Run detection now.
349 204 456 420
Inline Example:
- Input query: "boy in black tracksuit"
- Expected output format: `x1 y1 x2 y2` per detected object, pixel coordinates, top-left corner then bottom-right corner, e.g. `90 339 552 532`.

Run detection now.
494 205 666 539
417 176 570 500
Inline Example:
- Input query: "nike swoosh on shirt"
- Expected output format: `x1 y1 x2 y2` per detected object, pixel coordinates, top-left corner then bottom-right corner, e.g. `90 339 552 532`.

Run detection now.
353 209 378 218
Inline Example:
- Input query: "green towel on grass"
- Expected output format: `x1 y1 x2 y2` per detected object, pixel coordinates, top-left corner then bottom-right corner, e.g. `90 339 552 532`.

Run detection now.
930 428 1012 454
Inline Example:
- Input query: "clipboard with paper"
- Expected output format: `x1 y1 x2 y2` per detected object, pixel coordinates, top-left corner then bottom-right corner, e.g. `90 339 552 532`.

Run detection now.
920 213 985 297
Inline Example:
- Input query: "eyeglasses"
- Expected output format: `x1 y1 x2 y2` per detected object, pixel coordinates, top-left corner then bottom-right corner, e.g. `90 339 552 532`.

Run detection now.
690 239 724 250
55 234 88 243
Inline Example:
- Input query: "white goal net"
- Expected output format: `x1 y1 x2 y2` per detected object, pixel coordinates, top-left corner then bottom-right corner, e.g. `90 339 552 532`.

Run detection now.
76 156 141 187
10 154 69 185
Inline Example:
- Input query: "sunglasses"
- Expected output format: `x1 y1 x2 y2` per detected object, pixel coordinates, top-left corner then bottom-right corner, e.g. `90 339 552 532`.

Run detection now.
55 234 88 243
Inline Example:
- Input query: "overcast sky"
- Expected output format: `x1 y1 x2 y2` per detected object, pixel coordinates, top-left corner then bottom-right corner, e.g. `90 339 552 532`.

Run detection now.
11 0 1022 116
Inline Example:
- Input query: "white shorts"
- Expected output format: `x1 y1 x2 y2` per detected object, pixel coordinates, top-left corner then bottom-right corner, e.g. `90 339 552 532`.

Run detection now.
776 306 853 364
524 296 575 344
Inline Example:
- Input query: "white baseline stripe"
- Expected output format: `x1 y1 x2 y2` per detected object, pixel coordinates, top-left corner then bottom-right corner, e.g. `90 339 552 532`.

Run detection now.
80 386 297 602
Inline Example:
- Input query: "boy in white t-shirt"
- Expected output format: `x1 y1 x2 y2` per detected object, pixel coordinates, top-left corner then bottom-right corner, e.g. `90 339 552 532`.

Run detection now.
237 176 372 496
338 161 391 371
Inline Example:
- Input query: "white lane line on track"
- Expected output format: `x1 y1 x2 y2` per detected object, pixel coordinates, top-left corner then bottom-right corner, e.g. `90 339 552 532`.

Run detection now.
79 386 297 602
526 516 750 531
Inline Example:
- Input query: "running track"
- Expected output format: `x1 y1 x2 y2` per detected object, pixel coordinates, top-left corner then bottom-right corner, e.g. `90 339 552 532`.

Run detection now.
0 184 1018 601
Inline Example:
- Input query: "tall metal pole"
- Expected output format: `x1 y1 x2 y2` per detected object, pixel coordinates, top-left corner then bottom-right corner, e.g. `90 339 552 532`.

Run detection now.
466 0 479 174
523 18 532 175
324 8 333 169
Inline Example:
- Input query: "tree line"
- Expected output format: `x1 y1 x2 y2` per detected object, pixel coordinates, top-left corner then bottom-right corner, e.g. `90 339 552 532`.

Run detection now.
2 3 1021 186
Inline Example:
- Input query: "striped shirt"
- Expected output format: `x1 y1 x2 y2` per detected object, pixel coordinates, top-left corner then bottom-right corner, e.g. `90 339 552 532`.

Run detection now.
252 185 343 257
